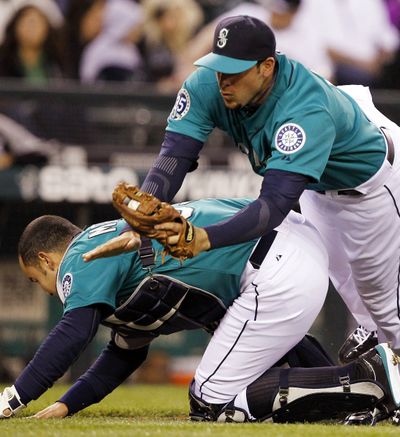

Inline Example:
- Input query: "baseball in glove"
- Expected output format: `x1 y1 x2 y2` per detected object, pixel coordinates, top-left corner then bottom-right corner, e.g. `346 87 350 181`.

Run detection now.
112 182 200 260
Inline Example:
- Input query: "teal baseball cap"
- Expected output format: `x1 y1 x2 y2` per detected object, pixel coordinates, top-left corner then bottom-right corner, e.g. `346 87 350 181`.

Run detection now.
194 15 276 74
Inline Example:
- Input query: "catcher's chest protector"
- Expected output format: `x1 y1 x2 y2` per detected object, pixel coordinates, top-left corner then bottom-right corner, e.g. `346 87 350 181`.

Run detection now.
103 274 227 336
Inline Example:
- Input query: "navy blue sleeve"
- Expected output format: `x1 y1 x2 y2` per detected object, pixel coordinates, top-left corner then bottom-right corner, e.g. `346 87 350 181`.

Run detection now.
141 131 203 201
205 170 309 247
14 306 104 404
59 342 149 415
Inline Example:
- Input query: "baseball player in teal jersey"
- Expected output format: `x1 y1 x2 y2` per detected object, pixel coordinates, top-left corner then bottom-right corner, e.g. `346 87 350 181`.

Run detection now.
137 15 400 363
3 198 400 423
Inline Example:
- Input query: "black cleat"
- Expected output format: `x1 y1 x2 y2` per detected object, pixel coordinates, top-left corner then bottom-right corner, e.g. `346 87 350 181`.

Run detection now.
392 409 400 425
343 407 389 426
338 325 378 364
343 409 376 426
356 343 400 417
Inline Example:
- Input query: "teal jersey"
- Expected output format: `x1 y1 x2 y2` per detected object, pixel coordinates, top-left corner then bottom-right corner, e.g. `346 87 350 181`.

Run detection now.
56 198 257 314
167 54 386 191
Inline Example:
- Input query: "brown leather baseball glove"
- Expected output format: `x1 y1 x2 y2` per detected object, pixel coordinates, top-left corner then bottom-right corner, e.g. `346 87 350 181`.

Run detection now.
112 182 197 260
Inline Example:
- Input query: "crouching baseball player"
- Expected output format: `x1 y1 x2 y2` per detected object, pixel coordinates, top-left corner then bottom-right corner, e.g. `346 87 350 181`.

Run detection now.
1 195 399 424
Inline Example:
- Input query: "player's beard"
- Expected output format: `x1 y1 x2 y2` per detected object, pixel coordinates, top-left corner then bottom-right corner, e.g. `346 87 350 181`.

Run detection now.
220 74 274 111
243 76 275 111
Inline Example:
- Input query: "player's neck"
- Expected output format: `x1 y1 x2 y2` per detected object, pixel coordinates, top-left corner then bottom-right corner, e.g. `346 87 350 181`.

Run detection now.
243 66 277 114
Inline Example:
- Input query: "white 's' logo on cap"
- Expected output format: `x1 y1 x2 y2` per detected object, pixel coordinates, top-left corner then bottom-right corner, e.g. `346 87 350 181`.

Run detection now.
217 28 229 48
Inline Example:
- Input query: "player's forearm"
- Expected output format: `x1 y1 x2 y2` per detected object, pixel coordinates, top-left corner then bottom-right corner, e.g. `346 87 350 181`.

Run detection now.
205 170 309 248
204 198 272 248
141 131 203 201
14 306 102 405
59 342 149 415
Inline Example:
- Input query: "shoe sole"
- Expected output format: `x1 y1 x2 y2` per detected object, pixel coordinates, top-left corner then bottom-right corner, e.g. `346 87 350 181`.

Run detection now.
376 343 400 407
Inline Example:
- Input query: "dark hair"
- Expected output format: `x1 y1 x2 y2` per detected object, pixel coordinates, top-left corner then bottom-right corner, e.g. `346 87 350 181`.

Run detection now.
18 215 81 266
0 6 65 78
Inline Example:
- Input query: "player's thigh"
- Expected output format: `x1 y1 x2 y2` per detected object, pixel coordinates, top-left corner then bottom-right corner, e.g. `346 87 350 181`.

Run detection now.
338 182 400 289
300 191 376 326
194 230 329 404
336 176 400 346
299 191 352 282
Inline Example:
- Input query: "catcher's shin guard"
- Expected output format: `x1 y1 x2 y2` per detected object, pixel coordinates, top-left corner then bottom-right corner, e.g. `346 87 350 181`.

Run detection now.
269 391 380 423
268 344 400 423
244 366 384 423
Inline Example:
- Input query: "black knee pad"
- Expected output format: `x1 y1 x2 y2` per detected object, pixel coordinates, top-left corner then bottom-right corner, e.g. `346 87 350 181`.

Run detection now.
275 334 335 368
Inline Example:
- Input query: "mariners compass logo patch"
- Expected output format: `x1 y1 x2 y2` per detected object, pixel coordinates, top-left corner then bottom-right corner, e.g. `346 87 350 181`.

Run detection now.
61 273 73 299
275 123 306 154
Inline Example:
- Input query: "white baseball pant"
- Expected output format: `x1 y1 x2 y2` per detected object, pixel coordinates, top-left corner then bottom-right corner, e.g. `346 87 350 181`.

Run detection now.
193 211 329 403
300 85 400 349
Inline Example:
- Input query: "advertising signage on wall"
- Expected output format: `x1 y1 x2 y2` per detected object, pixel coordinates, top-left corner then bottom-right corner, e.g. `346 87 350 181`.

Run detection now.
0 165 261 203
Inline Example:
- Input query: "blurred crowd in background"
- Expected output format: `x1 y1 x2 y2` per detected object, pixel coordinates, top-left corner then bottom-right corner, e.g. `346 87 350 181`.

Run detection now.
0 0 399 92
0 0 399 174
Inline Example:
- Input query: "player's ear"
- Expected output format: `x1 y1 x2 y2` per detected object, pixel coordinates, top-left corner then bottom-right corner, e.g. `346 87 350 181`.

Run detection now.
38 252 56 271
260 57 275 77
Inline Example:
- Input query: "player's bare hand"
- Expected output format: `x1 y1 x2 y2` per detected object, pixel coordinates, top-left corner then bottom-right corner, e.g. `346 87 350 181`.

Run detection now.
83 231 141 262
155 222 211 256
32 402 68 419
155 221 183 245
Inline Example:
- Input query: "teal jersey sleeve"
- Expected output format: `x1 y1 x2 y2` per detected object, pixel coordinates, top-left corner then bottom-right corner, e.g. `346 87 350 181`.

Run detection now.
57 220 140 314
166 68 218 142
267 109 336 183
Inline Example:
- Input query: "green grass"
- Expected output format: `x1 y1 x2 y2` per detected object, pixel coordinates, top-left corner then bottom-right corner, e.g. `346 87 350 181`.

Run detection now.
0 384 399 436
